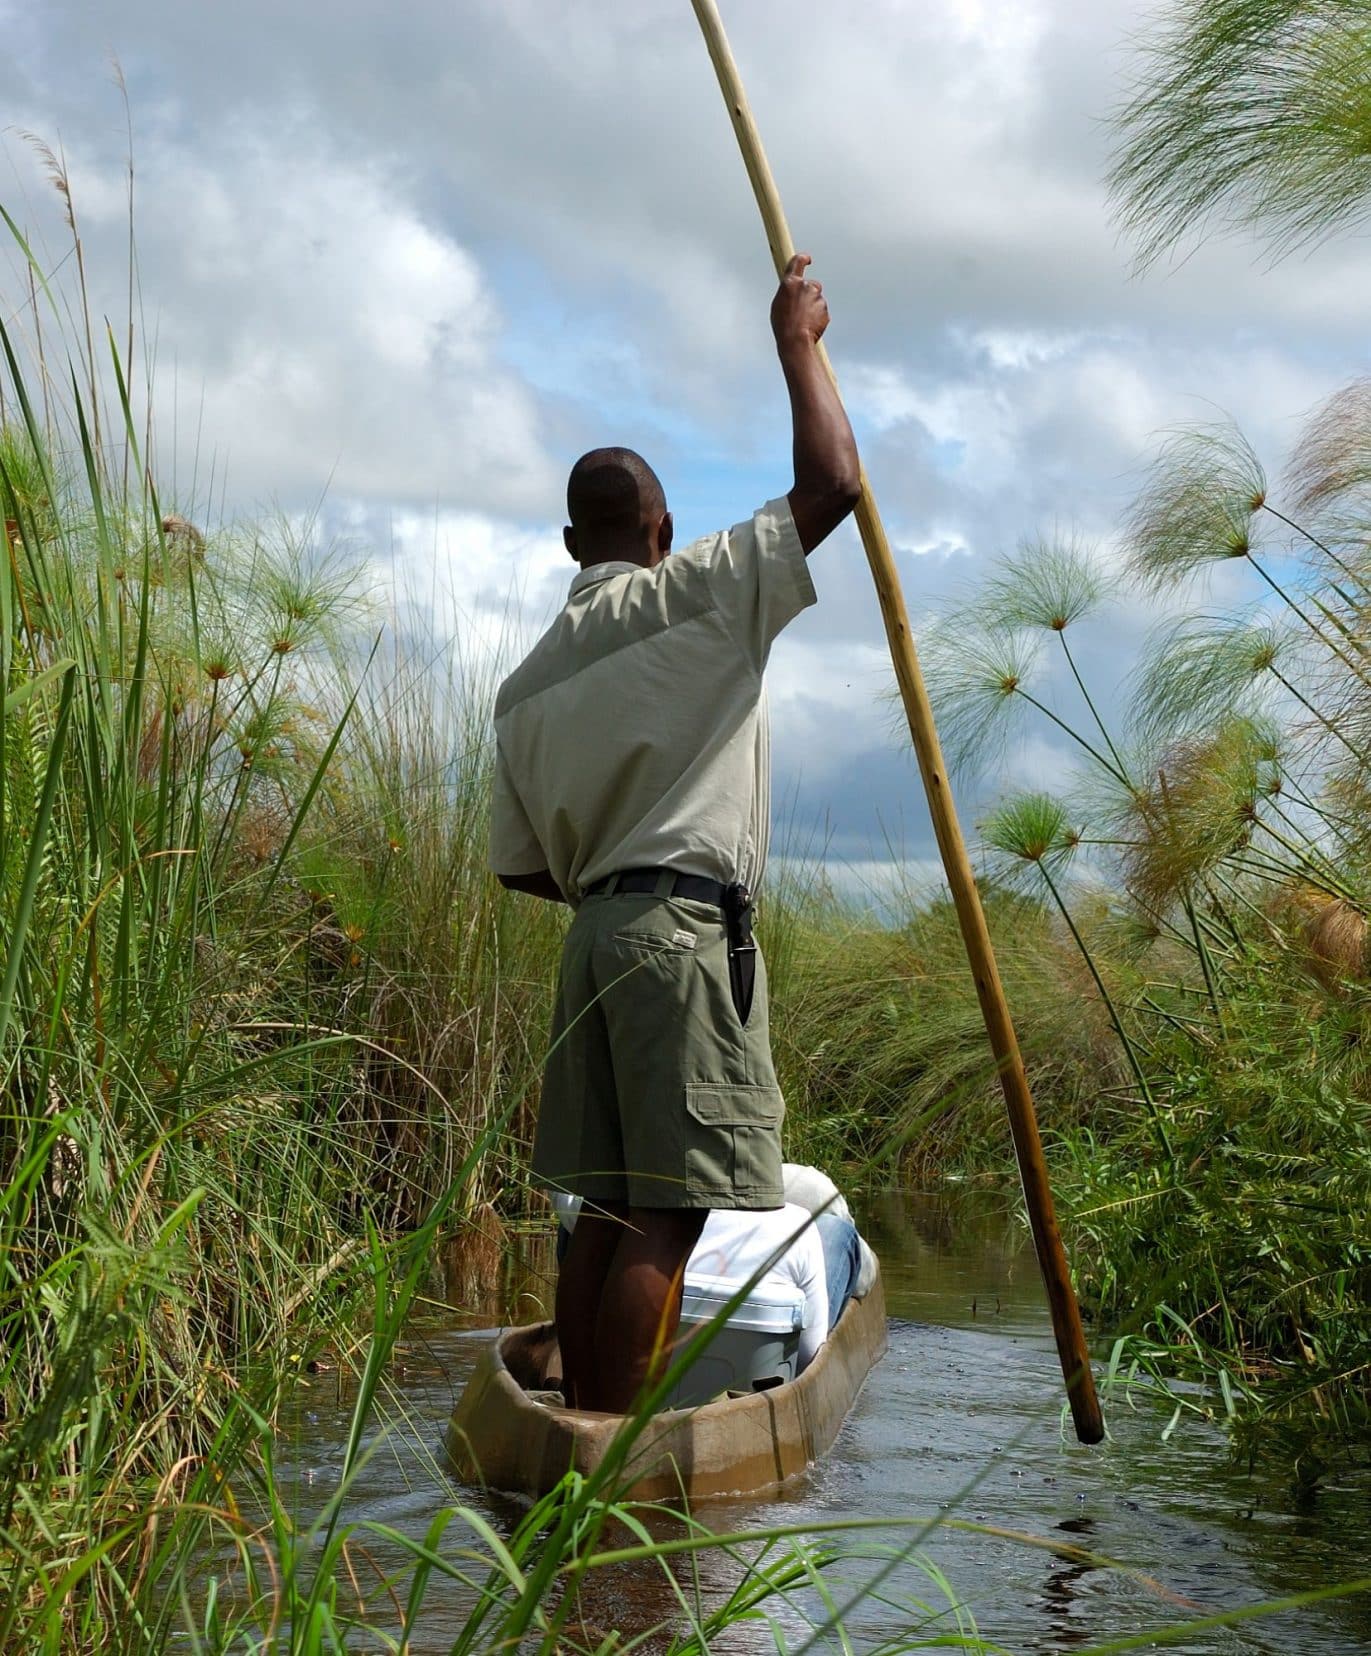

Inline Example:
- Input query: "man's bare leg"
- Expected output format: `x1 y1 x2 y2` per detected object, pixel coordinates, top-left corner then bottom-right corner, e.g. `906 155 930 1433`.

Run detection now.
555 1200 628 1408
592 1207 707 1414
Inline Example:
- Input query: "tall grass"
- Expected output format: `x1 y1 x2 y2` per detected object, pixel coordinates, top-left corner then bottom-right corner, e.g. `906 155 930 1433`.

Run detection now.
0 169 579 1643
766 881 1124 1179
0 154 1041 1654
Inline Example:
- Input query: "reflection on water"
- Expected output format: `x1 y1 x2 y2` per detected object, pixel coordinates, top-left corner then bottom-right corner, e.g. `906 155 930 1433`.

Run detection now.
1033 1517 1106 1650
279 1191 1371 1653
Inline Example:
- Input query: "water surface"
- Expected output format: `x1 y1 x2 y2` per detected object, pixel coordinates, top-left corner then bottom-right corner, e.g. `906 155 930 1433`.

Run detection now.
282 1192 1371 1652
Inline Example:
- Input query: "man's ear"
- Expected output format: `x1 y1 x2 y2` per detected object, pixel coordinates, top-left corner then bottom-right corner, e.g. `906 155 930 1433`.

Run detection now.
563 525 578 561
658 512 673 554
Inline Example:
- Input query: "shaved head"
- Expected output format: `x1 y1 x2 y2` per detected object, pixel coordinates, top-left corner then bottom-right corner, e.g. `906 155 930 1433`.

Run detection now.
563 447 671 570
567 448 665 534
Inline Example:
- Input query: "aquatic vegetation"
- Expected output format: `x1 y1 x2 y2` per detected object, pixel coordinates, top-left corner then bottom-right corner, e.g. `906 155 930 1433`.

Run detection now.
1109 0 1371 265
1126 423 1267 586
0 179 571 1641
916 386 1371 1477
4 34 1371 1638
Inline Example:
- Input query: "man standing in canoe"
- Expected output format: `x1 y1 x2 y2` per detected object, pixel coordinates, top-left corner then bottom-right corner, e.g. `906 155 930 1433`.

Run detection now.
489 254 859 1412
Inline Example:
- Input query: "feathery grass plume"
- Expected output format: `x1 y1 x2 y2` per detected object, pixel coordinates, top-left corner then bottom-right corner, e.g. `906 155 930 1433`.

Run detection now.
1134 610 1290 742
1120 715 1282 908
1295 889 1368 986
244 525 372 658
981 791 1080 883
921 620 1043 776
1109 0 1371 268
982 792 1174 1159
1288 376 1371 519
983 533 1111 633
1126 422 1267 592
983 532 1133 782
230 696 317 777
196 624 240 685
1284 376 1371 586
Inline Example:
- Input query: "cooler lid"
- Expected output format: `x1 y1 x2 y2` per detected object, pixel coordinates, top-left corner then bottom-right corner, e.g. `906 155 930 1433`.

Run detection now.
680 1271 808 1333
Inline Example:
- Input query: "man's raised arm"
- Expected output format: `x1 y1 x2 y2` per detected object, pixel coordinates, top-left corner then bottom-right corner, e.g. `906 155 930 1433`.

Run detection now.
772 253 861 554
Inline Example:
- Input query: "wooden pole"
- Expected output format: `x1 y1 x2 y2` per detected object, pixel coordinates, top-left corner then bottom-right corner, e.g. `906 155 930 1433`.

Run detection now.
690 0 1104 1444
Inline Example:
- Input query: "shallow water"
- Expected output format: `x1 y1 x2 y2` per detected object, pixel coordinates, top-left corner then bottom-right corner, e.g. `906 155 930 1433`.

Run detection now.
280 1192 1371 1653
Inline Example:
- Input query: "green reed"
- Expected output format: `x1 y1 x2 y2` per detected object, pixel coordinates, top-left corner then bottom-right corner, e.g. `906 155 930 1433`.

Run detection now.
913 383 1371 1473
0 183 570 1641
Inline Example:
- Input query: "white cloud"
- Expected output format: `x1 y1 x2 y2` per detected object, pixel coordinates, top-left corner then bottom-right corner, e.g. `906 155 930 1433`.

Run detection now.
380 505 568 666
5 0 1368 876
767 637 895 776
2 116 558 518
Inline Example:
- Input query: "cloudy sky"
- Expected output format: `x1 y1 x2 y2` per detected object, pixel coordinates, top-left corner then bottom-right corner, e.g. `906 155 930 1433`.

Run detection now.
4 0 1366 901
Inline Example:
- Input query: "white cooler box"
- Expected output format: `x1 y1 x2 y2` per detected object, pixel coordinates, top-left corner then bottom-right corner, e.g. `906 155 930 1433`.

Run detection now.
665 1272 808 1408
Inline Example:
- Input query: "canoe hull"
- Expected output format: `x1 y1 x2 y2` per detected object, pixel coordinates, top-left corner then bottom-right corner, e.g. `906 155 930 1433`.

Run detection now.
445 1268 887 1502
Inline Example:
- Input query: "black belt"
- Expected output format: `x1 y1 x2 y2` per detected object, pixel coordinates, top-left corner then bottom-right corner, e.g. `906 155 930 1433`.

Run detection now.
585 869 727 905
585 867 758 1025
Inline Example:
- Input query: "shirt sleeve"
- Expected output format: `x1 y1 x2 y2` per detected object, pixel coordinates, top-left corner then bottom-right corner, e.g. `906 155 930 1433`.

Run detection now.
698 497 817 669
488 736 548 876
794 1223 830 1372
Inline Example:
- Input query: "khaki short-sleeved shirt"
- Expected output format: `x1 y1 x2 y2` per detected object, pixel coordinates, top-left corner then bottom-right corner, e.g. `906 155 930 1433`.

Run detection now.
489 497 814 903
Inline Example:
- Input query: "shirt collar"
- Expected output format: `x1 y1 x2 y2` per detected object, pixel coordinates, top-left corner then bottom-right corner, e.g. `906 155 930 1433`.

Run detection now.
569 560 642 597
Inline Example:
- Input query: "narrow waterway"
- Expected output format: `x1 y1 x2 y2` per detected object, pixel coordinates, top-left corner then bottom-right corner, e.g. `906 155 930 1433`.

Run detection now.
281 1192 1371 1652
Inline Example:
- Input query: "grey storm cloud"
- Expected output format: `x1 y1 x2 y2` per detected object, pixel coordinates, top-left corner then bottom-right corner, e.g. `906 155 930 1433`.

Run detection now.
3 0 1367 876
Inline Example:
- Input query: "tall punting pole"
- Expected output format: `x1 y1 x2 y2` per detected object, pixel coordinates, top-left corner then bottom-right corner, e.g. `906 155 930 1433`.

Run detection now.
689 0 1105 1444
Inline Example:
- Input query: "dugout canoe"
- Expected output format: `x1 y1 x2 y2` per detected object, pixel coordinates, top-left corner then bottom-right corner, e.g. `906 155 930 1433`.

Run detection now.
445 1266 886 1502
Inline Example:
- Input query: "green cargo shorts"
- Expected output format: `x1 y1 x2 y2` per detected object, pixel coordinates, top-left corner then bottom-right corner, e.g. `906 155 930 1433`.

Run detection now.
532 887 785 1210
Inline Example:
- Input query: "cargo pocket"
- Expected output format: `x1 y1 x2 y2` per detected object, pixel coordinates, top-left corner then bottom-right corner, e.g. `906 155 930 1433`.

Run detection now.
683 1083 785 1203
